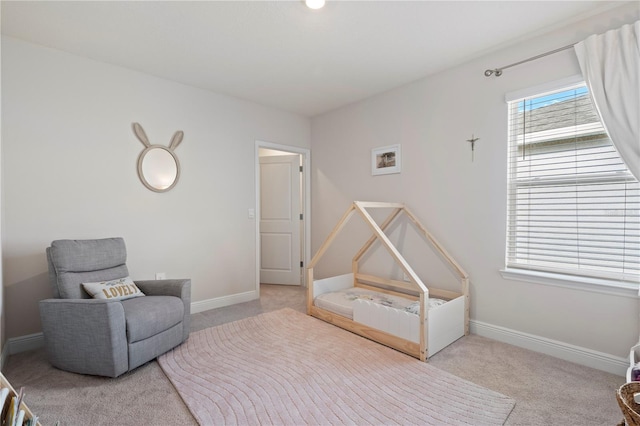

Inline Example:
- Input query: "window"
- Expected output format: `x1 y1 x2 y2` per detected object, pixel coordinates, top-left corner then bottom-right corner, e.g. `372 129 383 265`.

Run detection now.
506 81 639 284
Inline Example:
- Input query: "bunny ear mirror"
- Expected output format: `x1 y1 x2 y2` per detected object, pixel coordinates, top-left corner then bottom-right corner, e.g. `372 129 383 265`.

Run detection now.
132 122 184 192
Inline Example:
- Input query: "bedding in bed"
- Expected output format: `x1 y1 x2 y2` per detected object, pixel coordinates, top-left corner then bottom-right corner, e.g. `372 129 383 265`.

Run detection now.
314 287 446 320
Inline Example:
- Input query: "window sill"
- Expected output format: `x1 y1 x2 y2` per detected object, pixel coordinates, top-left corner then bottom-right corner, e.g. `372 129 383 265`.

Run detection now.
499 268 639 298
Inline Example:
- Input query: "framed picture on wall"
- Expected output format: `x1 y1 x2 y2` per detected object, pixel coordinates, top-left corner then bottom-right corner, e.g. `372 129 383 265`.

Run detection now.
371 144 401 176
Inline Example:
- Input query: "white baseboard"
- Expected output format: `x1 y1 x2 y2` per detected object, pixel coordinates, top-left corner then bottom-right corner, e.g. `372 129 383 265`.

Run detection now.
7 332 45 356
470 319 628 376
189 290 259 314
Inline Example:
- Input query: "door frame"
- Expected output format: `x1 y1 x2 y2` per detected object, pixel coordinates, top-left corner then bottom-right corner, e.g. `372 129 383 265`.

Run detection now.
255 140 311 296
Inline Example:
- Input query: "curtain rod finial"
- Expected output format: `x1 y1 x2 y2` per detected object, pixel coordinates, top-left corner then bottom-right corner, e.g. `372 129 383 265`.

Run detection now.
484 69 503 77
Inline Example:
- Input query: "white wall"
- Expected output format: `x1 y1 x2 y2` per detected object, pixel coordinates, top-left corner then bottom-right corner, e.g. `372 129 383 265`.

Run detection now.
310 3 640 364
1 37 310 339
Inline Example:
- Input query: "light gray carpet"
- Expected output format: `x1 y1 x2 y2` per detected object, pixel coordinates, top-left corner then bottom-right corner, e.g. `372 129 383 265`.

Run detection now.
3 284 625 425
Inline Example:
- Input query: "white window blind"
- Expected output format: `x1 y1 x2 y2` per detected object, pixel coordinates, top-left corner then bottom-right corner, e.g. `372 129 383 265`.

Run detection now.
506 83 640 283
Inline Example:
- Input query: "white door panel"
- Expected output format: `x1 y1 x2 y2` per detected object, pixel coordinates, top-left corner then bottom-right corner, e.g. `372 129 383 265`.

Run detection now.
261 234 292 269
260 154 301 285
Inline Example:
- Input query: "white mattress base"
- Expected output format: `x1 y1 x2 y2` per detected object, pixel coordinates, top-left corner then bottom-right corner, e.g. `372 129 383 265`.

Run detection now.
312 273 466 357
314 287 446 320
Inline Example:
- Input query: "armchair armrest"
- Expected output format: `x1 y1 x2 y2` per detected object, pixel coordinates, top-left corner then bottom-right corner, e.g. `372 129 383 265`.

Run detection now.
134 279 191 341
38 298 128 377
134 279 190 299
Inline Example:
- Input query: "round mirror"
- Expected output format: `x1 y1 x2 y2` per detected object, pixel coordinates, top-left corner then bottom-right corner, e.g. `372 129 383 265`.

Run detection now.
137 146 180 192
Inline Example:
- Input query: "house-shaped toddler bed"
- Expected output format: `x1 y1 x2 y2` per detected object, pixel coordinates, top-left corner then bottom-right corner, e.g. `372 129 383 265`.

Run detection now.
307 201 469 361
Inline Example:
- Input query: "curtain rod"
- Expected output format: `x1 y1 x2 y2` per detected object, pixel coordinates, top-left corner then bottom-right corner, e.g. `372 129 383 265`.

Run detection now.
484 43 576 77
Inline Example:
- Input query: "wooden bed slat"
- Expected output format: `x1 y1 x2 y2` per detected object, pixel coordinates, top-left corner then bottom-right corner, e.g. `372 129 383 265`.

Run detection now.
355 282 418 300
310 306 422 358
402 205 468 280
306 267 314 314
428 288 462 300
354 201 405 209
355 273 418 294
353 207 403 263
353 203 428 294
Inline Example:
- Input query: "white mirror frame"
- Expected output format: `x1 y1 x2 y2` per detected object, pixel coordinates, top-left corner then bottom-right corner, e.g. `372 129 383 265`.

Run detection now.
137 145 181 193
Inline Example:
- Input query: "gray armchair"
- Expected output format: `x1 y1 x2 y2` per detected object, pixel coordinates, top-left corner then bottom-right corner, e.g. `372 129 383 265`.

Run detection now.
39 237 191 377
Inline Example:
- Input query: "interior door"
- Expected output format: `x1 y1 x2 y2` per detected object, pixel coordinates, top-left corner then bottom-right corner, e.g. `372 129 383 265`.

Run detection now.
260 154 301 285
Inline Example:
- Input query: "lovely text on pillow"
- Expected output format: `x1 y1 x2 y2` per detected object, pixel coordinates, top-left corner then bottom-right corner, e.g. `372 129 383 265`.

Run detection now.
82 276 145 301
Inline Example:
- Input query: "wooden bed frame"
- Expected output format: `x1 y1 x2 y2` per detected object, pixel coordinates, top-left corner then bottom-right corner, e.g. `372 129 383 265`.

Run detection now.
307 201 469 361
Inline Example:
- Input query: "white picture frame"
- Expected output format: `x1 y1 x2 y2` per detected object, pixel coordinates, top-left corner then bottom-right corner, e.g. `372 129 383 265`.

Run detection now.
371 144 401 176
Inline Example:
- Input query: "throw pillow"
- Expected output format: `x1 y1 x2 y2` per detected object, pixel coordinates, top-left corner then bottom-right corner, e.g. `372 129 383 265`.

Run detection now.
82 276 145 301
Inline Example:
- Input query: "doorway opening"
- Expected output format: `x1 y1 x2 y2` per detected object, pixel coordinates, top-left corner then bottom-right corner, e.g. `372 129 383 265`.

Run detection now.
255 141 310 296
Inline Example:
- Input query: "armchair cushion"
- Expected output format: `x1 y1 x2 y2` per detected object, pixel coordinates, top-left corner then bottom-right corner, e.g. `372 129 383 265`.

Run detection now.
48 238 129 299
121 296 184 343
82 276 145 301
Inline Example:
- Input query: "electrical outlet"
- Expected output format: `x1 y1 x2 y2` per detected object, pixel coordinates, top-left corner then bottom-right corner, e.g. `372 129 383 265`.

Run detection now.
155 272 166 280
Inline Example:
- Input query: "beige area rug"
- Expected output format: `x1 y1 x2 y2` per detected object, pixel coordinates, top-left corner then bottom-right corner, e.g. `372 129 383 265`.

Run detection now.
158 308 515 425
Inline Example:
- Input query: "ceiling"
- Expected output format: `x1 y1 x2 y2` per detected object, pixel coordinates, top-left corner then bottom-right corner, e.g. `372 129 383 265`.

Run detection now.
1 1 628 117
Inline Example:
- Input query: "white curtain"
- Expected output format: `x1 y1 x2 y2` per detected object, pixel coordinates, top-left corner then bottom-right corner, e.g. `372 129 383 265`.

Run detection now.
574 21 640 180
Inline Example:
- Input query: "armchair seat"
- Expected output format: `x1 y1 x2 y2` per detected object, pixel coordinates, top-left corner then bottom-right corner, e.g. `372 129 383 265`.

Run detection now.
39 238 191 377
122 296 184 343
